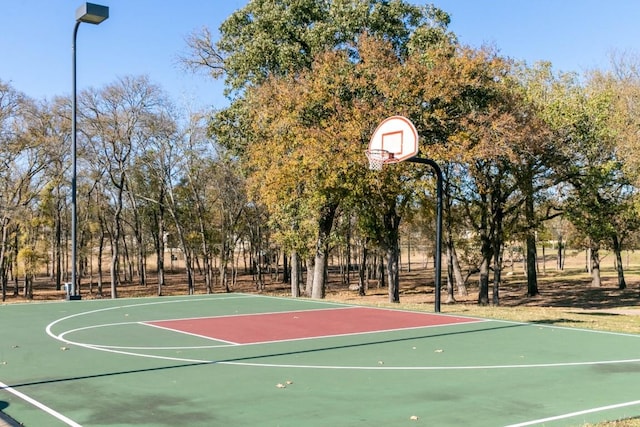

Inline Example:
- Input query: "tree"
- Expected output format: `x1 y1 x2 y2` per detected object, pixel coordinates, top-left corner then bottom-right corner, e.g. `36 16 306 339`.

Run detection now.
244 47 364 299
608 51 640 187
407 47 547 305
0 83 50 301
183 0 451 95
510 62 566 297
554 71 632 288
80 76 176 297
35 98 72 292
186 0 453 300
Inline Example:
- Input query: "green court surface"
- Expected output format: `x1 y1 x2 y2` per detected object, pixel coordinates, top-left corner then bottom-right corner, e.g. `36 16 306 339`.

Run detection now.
1 293 640 426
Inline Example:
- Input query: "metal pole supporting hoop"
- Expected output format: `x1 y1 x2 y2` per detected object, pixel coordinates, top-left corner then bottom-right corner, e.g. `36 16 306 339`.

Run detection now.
364 150 444 312
365 149 396 170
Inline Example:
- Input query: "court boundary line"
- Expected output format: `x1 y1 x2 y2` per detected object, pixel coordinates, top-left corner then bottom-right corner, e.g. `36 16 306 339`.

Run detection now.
46 332 640 372
218 357 640 370
243 293 640 340
55 321 239 348
45 295 253 342
50 326 640 371
45 298 640 371
75 317 486 350
0 380 81 427
504 399 640 427
48 298 484 350
143 305 485 346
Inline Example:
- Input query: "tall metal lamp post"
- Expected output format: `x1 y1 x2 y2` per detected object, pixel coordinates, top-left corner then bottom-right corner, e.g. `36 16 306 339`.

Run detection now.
70 3 109 300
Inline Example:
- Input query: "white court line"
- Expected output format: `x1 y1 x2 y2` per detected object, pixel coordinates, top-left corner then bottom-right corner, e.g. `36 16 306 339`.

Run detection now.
143 304 355 324
0 380 82 427
504 399 640 426
143 322 240 345
46 296 640 369
45 295 252 343
218 357 640 370
52 304 486 350
55 322 237 349
213 320 487 347
39 294 640 426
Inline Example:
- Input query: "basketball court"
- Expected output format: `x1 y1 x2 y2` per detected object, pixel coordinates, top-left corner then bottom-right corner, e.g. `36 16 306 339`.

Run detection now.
1 293 640 426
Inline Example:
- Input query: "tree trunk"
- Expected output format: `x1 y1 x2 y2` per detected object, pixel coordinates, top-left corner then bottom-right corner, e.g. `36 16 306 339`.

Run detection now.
376 253 385 288
358 241 368 296
445 244 456 304
344 225 352 285
55 203 62 291
477 199 492 305
525 226 538 296
612 234 626 290
221 239 233 292
491 198 505 306
110 175 126 299
283 252 290 285
185 252 195 295
382 205 401 303
305 257 314 296
110 233 119 299
311 202 338 299
290 250 300 297
25 274 33 300
478 255 490 306
97 235 104 297
556 236 563 270
0 217 9 302
157 210 166 296
311 250 326 299
492 249 502 306
477 229 492 306
387 245 400 303
590 243 602 287
519 164 539 296
451 246 467 296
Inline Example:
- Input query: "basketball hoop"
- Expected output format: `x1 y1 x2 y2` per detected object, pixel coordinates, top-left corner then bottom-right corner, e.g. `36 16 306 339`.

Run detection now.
365 149 396 170
367 116 419 170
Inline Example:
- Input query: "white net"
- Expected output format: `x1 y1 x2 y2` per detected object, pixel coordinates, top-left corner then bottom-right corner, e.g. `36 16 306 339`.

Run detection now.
366 149 392 171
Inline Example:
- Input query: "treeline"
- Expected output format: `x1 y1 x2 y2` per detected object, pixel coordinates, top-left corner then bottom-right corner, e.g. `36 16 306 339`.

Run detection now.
2 0 640 304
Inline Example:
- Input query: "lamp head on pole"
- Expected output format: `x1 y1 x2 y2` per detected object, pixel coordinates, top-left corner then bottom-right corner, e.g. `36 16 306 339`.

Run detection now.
76 2 109 24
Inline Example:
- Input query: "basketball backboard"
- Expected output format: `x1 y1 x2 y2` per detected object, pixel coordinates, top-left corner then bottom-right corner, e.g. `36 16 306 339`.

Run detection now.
368 116 419 163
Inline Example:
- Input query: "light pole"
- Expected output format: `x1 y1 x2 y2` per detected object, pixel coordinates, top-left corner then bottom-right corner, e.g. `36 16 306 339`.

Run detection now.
71 2 109 300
